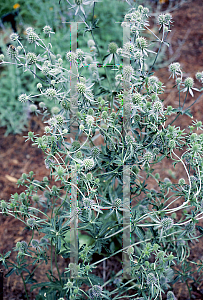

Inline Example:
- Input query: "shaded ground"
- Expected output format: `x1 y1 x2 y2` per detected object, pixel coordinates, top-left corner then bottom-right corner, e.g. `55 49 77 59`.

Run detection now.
1 0 203 299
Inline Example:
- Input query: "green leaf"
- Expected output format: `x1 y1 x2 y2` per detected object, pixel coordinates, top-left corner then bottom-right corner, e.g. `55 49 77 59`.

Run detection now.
4 251 11 259
134 226 145 240
196 225 203 234
5 268 16 278
25 274 37 284
184 109 193 118
30 282 52 292
172 275 181 284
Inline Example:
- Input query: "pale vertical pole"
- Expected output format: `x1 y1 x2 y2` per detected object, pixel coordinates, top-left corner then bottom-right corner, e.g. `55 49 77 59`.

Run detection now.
70 22 78 277
122 24 131 277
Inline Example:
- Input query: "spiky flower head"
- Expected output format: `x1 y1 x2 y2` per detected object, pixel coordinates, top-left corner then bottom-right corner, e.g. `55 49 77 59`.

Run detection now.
169 62 181 76
16 241 22 249
41 65 50 75
79 124 84 131
132 114 140 124
62 100 70 110
7 45 18 59
86 115 94 126
79 77 86 84
86 172 93 181
125 135 135 144
90 46 97 53
124 42 135 53
65 280 73 289
153 101 163 113
32 193 40 203
84 55 93 65
108 42 118 54
91 147 100 158
45 88 57 99
75 0 83 4
56 115 64 126
75 151 82 159
136 37 147 49
20 241 28 251
26 52 37 64
76 48 84 60
131 11 141 21
77 82 86 94
18 93 29 103
83 158 94 170
167 291 177 300
168 140 176 149
101 111 108 119
27 30 39 43
43 25 52 34
29 104 37 112
58 57 63 65
138 4 143 12
123 65 134 78
66 51 77 62
10 33 19 41
143 7 149 15
51 106 60 115
37 83 42 89
116 48 123 56
164 177 172 187
115 198 122 208
131 25 137 34
31 239 39 248
164 13 172 25
176 78 182 85
178 178 185 186
71 141 80 151
87 108 94 116
124 13 132 22
158 14 165 26
152 147 159 155
144 151 153 162
127 246 134 255
147 273 157 286
149 76 159 85
161 217 174 231
184 77 194 89
89 285 103 299
1 200 7 209
185 222 195 233
27 218 36 228
25 27 33 34
134 50 143 60
196 71 203 81
87 39 95 47
192 143 202 153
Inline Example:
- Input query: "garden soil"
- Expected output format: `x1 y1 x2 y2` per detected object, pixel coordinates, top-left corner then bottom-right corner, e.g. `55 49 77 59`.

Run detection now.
0 0 203 298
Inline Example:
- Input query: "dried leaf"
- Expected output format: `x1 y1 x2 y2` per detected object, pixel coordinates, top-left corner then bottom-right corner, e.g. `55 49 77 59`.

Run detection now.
5 174 18 183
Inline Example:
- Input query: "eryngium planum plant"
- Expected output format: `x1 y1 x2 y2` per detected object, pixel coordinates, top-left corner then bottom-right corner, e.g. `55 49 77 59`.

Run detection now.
1 1 203 299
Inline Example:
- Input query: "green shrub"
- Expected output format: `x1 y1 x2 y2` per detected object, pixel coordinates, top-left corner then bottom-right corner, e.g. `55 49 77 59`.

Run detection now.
1 1 203 299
